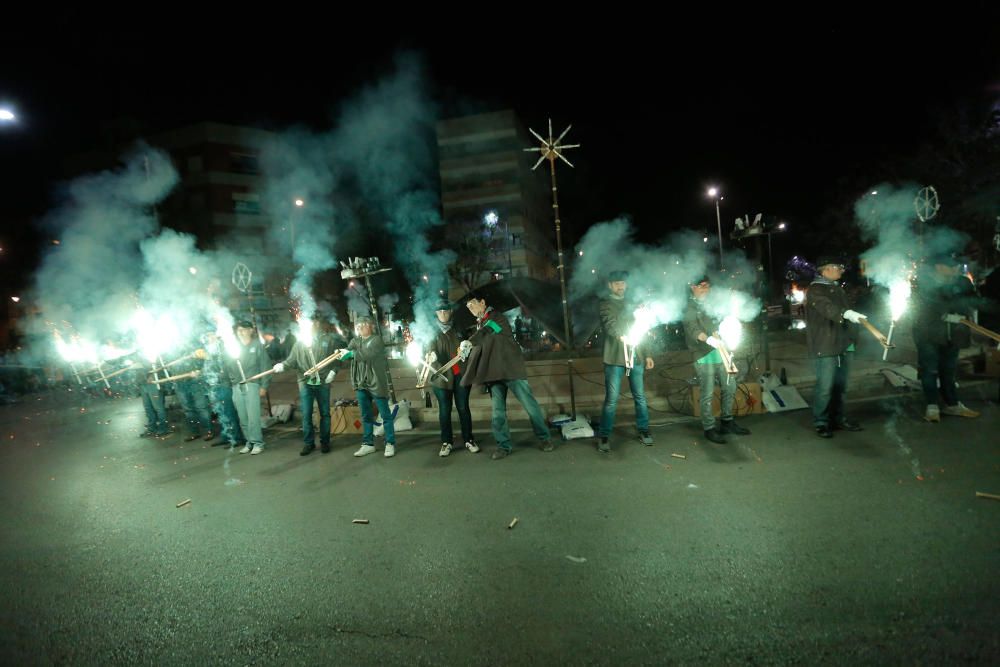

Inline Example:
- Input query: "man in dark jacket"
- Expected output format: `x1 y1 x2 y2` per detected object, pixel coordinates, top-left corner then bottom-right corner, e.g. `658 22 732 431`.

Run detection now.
913 258 980 422
682 275 751 444
596 270 655 453
805 256 867 438
226 320 272 455
426 299 478 457
461 295 552 459
342 315 397 459
272 315 339 456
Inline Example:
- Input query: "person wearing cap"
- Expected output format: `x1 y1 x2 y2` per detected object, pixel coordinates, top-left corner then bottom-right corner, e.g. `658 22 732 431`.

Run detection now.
272 315 339 456
683 274 752 444
426 299 479 457
912 256 981 422
805 256 866 438
226 320 272 454
172 337 214 443
340 314 397 458
201 331 244 448
462 294 553 459
596 270 655 452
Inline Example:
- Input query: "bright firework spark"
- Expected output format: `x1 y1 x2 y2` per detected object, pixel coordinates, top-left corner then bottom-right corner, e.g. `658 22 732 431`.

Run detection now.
130 309 180 362
215 310 241 359
54 331 98 364
791 286 805 304
719 315 742 350
625 305 656 347
405 341 423 367
888 279 912 321
297 316 314 347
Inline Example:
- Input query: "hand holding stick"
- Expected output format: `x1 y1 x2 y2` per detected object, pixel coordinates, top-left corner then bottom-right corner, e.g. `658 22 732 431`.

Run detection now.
240 368 277 384
151 369 201 385
859 318 893 349
303 349 347 377
149 349 207 374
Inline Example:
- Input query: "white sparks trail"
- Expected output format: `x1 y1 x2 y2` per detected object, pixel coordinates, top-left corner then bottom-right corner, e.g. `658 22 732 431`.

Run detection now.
884 404 922 479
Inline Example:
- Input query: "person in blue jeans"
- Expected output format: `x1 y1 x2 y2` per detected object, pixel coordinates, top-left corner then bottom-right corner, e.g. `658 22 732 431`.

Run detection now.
340 315 397 458
682 275 751 444
805 256 867 438
138 361 171 437
461 295 552 460
272 315 340 456
425 299 478 457
596 270 655 452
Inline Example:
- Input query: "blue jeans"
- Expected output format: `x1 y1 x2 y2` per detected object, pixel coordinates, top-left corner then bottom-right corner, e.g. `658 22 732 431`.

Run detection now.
695 362 736 431
357 389 395 445
232 382 264 447
210 384 243 445
175 378 212 436
300 382 331 446
812 352 852 427
432 373 474 445
916 342 959 407
489 379 550 452
598 364 650 437
141 382 169 434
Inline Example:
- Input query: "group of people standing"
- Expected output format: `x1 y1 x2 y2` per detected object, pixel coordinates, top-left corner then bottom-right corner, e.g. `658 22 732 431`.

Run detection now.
132 253 985 461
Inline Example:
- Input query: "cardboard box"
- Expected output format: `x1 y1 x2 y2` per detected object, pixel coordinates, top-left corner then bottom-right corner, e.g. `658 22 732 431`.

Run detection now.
985 349 1000 377
690 381 764 417
313 404 365 434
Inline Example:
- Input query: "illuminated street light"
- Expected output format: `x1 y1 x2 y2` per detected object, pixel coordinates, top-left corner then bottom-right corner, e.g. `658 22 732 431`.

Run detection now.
294 198 305 207
11 296 20 303
0 108 15 122
706 186 724 269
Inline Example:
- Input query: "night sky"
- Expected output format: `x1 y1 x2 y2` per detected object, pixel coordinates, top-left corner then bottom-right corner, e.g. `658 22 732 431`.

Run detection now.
2 8 999 291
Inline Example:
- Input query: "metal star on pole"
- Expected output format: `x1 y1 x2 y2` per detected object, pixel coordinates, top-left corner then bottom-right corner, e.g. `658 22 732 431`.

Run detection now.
525 118 580 170
524 118 580 419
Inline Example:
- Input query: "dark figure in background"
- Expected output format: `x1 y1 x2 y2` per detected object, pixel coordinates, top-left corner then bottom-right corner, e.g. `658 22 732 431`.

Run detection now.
913 257 980 422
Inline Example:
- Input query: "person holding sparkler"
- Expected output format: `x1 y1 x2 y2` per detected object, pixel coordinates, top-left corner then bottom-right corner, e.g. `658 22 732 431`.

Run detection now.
272 314 339 456
461 294 553 460
226 320 272 455
201 332 244 448
684 275 751 444
805 256 866 438
912 256 980 422
343 315 397 458
596 270 655 453
134 355 171 438
171 341 214 443
425 298 478 458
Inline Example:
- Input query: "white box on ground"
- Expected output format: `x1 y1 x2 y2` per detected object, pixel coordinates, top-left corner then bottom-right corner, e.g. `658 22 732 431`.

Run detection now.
762 385 809 413
560 416 594 440
374 400 413 436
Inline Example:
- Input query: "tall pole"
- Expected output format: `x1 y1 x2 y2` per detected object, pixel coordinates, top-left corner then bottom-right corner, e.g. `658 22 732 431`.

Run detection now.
715 198 724 270
525 119 580 419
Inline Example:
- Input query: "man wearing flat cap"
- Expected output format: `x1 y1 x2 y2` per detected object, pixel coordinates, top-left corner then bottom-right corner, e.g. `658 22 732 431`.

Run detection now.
227 319 272 455
339 314 397 458
426 298 478 457
805 256 867 438
596 270 655 453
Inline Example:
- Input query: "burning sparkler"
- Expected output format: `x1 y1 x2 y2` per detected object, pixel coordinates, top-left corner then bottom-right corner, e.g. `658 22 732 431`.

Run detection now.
623 305 656 376
882 278 912 360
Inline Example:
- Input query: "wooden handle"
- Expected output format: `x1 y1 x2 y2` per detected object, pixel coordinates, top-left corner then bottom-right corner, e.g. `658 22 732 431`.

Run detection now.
961 320 1000 344
859 319 893 348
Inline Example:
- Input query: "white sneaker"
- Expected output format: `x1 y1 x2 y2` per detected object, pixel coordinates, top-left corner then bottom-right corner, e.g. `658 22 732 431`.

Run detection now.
439 443 452 457
465 440 481 453
250 444 264 455
924 405 940 422
384 444 396 458
239 444 252 454
354 444 376 457
941 402 980 418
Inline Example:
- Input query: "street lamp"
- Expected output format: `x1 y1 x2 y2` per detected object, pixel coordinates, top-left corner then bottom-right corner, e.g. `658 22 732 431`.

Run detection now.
290 198 304 251
484 210 512 278
0 108 15 123
706 186 724 269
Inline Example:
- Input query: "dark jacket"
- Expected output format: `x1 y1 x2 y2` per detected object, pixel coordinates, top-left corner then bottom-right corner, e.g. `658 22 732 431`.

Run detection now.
282 334 337 385
805 279 856 357
345 334 389 397
224 337 273 387
912 272 976 348
428 325 465 390
599 294 649 366
682 297 719 360
460 309 526 387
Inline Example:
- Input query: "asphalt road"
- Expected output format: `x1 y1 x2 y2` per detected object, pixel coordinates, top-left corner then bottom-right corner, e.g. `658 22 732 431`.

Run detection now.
1 383 998 665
